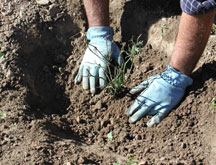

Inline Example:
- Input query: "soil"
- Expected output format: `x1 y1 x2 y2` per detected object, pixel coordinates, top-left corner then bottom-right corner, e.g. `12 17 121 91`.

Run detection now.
0 0 216 164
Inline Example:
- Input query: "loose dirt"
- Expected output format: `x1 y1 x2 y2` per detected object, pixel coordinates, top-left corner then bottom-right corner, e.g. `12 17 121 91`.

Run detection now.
0 0 216 164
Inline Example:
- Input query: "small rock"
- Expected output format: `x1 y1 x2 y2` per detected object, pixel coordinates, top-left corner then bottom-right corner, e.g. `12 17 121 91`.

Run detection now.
58 67 63 73
139 160 148 165
181 143 187 149
76 116 80 123
36 0 50 5
93 100 102 111
77 157 86 164
6 70 13 78
160 157 166 161
95 120 101 130
110 118 114 125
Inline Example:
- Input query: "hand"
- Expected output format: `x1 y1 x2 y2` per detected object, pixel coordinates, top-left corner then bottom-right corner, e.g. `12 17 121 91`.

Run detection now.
75 27 124 94
127 65 193 127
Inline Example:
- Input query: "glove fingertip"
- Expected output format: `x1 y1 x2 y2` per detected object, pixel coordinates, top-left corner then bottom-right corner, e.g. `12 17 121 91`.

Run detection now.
146 115 162 127
129 86 144 95
75 65 84 84
129 117 136 124
91 89 96 94
83 77 89 90
146 120 156 127
74 75 81 84
126 105 134 116
129 88 139 95
126 108 131 116
99 78 106 89
99 70 106 89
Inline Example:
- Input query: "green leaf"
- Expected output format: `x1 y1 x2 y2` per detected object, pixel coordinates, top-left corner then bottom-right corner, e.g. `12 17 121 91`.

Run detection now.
107 132 113 141
113 162 120 165
127 157 137 165
128 157 134 161
0 51 3 57
211 97 216 109
0 110 7 119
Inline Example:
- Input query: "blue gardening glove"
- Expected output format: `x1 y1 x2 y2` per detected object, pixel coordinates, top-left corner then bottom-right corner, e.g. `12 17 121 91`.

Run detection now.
75 26 124 94
127 65 193 127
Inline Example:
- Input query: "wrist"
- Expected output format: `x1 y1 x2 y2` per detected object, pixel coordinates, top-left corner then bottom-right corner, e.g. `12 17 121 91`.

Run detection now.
87 26 114 41
161 65 193 89
169 61 193 76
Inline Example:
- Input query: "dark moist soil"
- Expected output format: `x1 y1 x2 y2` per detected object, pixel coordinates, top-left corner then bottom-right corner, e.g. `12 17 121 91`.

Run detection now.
0 0 216 164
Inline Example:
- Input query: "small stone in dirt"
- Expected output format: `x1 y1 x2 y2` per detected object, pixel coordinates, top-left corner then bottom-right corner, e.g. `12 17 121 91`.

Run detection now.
75 116 80 123
160 157 166 161
36 0 50 5
139 160 148 165
6 70 13 79
181 143 187 149
93 100 102 111
77 157 86 164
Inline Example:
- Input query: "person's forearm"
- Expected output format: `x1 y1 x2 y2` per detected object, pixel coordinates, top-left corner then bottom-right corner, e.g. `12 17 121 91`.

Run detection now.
83 0 110 27
169 11 216 75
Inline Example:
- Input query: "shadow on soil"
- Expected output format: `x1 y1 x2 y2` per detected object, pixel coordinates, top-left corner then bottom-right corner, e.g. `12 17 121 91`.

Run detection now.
176 61 216 109
12 14 86 142
121 0 181 44
190 61 216 91
43 121 84 143
14 14 79 116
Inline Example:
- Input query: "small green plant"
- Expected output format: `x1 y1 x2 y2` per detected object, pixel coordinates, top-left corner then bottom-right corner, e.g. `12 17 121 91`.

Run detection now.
105 36 143 96
211 97 216 109
161 23 168 36
0 110 7 119
107 132 113 142
0 51 3 57
211 24 216 35
112 157 137 165
126 157 137 165
174 135 179 140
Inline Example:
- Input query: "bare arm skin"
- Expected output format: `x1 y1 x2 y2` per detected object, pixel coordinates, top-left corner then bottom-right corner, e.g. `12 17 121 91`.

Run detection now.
83 0 110 27
169 11 216 76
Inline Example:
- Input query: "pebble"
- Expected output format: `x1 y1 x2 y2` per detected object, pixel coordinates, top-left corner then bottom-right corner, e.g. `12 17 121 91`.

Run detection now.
77 157 85 164
6 69 13 78
93 100 102 111
181 143 187 149
36 0 50 5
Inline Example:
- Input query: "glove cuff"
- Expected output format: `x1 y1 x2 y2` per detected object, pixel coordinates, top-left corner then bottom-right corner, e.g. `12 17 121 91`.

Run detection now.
87 26 114 41
161 65 193 89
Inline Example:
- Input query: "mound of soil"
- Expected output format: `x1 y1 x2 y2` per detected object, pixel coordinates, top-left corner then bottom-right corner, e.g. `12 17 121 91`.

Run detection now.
0 0 216 164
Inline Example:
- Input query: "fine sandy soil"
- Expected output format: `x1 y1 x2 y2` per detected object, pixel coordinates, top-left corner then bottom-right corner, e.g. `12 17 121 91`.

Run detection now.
1 0 216 164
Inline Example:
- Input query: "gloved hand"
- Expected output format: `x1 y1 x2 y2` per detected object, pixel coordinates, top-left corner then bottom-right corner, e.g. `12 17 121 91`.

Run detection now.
75 26 124 94
127 65 193 127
